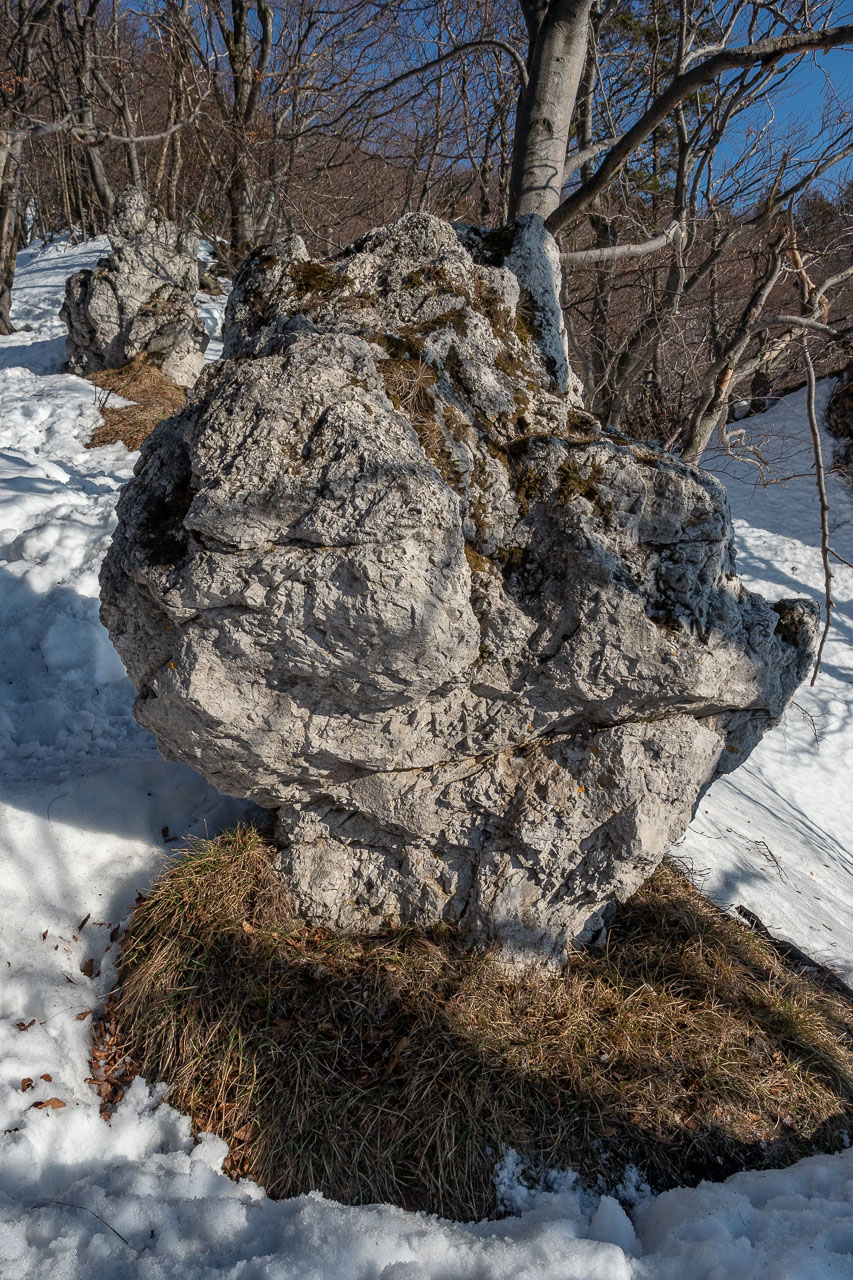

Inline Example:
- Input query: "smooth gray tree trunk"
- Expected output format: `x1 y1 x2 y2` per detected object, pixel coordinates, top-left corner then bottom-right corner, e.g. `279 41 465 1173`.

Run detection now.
508 0 595 221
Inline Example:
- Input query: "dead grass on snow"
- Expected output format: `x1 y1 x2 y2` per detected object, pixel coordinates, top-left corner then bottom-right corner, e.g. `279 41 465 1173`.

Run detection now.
105 826 853 1220
85 356 186 451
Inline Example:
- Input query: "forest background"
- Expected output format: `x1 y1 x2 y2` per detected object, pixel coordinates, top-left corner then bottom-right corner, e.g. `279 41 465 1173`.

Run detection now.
4 0 853 463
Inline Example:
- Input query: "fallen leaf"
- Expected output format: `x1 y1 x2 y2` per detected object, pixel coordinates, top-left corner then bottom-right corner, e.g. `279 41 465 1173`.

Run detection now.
77 913 91 932
233 1122 254 1141
382 1035 410 1079
41 929 48 941
80 959 95 978
21 1078 33 1092
30 1097 66 1110
16 1020 35 1032
76 1009 93 1021
40 1074 52 1082
241 920 255 934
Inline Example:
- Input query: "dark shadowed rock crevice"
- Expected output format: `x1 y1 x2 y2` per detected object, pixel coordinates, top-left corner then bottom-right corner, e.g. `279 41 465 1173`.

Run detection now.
100 211 818 968
826 361 853 478
61 187 208 388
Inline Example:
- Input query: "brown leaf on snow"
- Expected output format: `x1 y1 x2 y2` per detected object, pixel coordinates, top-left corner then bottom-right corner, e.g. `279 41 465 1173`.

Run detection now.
76 1009 93 1021
21 1078 33 1092
80 958 95 978
77 913 91 932
30 1097 66 1110
40 1074 52 1082
16 1020 35 1031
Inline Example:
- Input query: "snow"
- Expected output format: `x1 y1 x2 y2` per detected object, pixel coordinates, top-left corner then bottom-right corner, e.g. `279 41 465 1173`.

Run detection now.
678 381 853 986
1 234 852 1278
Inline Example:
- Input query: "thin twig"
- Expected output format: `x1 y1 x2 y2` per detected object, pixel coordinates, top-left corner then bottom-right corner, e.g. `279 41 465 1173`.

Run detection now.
803 339 833 684
830 546 853 571
31 1199 133 1247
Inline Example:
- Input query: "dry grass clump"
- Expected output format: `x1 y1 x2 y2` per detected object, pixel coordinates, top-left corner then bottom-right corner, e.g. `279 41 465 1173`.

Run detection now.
378 354 465 491
380 355 439 438
108 828 853 1220
85 356 186 451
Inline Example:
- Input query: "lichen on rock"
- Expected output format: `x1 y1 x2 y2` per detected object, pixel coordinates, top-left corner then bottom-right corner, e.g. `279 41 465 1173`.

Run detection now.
100 212 818 968
61 187 208 388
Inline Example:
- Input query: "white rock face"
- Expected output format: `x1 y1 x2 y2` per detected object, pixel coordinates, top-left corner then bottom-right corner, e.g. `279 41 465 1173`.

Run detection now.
61 187 208 388
100 212 818 966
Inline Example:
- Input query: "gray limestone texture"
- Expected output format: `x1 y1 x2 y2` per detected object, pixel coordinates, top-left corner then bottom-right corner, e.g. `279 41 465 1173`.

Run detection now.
100 211 818 967
61 187 208 388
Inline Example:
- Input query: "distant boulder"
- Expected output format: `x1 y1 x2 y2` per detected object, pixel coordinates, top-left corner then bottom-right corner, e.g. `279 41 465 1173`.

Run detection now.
61 187 208 388
100 212 818 968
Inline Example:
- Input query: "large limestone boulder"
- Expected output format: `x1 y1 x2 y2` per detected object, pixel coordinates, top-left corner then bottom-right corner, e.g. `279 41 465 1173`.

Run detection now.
61 187 208 388
100 212 818 967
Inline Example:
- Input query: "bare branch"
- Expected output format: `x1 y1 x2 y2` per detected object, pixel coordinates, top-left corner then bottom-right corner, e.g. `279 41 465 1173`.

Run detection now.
803 338 833 684
562 134 621 180
547 22 853 234
562 220 683 265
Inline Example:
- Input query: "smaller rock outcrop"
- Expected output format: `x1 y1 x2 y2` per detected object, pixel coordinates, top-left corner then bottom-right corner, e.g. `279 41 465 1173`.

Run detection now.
61 188 208 388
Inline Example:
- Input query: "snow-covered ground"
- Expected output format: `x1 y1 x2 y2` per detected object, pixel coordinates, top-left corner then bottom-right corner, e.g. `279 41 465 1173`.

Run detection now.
679 385 853 987
1 235 852 1278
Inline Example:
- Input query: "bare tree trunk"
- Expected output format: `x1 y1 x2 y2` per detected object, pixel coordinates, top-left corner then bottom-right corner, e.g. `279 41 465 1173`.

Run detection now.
803 339 833 683
228 149 256 260
508 0 594 220
0 132 23 334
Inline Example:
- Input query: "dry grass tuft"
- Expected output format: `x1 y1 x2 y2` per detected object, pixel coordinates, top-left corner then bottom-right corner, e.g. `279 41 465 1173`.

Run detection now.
107 829 853 1220
85 356 186 451
381 354 439 435
379 354 465 491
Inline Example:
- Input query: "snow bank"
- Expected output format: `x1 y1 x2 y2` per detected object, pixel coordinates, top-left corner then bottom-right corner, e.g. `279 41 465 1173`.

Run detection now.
678 382 853 986
2 1090 852 1278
